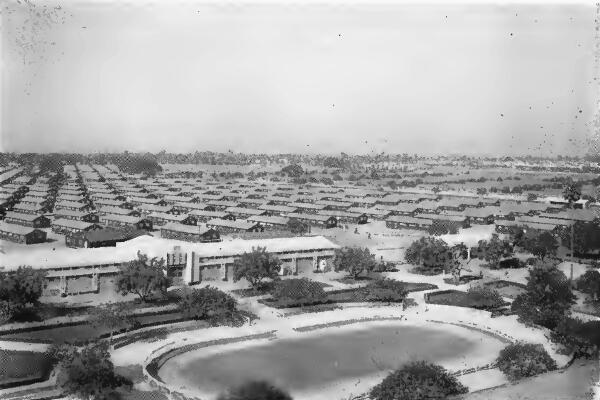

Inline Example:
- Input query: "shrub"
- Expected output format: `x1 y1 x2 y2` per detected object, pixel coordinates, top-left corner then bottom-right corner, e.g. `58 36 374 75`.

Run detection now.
272 278 327 306
217 381 292 400
511 264 576 330
551 317 600 359
179 286 246 326
362 279 408 303
0 300 16 324
333 247 377 278
496 342 557 381
576 270 600 301
50 342 132 400
465 286 505 309
370 361 468 400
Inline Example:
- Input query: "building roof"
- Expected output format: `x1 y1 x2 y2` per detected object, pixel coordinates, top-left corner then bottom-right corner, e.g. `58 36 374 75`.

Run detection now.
287 212 336 222
246 215 290 226
0 222 43 236
225 207 266 216
5 211 46 222
160 222 215 235
52 218 99 230
206 218 259 230
100 214 148 224
386 215 433 225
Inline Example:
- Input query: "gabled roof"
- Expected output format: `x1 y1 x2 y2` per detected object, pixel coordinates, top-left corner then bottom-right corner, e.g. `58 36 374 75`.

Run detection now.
52 218 99 230
0 222 44 235
5 211 47 222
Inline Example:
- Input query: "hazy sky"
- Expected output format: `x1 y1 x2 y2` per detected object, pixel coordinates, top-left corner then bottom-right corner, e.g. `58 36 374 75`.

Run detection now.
1 1 597 155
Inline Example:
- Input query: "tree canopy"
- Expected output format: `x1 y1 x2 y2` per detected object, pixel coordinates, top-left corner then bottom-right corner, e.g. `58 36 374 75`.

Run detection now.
232 246 282 289
517 229 558 261
370 361 468 400
49 342 132 400
0 267 46 311
115 252 171 302
217 381 293 400
178 286 246 326
511 264 576 329
496 342 557 381
333 247 377 278
404 237 451 274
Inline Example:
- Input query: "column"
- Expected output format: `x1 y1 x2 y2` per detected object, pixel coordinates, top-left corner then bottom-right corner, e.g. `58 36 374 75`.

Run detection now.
221 263 227 281
184 251 195 284
60 275 67 296
312 256 318 272
91 272 99 292
292 258 298 275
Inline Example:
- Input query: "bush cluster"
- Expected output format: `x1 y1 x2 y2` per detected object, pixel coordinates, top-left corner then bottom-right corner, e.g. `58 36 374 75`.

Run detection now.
272 278 327 306
496 342 557 381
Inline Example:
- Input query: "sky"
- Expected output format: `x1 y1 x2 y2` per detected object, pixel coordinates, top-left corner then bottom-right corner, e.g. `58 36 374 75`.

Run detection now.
1 0 597 156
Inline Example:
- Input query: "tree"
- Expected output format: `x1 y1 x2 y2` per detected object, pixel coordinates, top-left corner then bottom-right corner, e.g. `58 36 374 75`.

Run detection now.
115 252 171 302
511 264 576 329
88 303 137 345
476 187 487 195
0 301 16 325
232 247 282 290
519 229 558 261
496 342 557 381
280 164 304 178
477 234 513 268
217 381 292 400
287 218 308 235
563 180 582 284
428 220 458 236
404 237 451 274
333 247 377 279
370 361 467 400
576 270 600 302
0 266 46 308
178 286 245 326
527 193 538 201
49 342 132 400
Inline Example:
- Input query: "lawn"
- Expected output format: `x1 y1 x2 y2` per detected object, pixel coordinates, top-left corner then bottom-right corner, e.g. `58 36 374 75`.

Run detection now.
0 350 54 388
425 289 508 311
259 281 437 309
0 311 185 344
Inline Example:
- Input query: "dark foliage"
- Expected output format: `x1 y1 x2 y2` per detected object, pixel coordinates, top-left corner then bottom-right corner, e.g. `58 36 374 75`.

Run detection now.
333 247 377 278
496 342 557 381
49 342 132 400
217 381 292 400
280 164 304 177
116 252 171 302
178 286 246 326
576 270 600 301
405 237 451 274
272 278 327 306
370 361 468 400
287 218 309 235
511 264 576 330
232 247 282 290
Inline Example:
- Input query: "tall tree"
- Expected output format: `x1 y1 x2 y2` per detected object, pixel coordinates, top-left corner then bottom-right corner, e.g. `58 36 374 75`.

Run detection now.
115 252 171 302
49 342 132 400
511 264 576 330
563 180 581 284
0 266 47 309
232 247 282 290
333 247 377 279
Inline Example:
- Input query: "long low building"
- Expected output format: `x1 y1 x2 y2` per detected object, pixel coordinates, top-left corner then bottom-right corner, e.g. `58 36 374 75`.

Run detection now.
0 222 47 244
0 235 340 295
